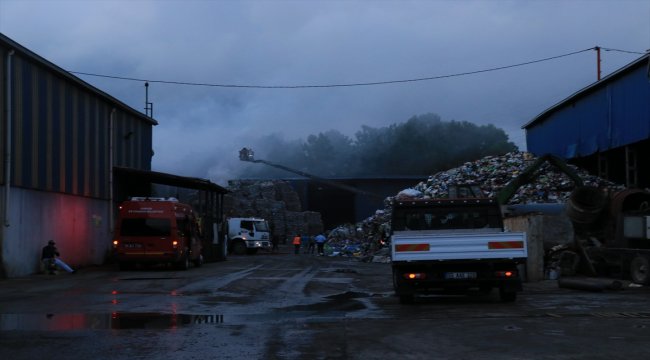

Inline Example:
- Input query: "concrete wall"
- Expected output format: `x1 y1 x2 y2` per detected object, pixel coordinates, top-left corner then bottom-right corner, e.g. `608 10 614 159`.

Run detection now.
504 214 574 282
2 188 112 277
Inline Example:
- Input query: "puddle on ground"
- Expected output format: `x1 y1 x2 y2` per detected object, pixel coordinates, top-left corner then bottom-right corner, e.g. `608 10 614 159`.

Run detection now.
278 291 371 312
0 312 224 331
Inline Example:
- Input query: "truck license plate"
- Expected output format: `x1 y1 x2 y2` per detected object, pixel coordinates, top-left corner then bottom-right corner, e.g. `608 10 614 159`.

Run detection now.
124 243 143 249
444 272 477 279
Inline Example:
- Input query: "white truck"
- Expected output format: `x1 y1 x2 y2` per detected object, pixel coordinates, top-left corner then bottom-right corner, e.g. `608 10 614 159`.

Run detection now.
391 197 527 303
226 217 272 255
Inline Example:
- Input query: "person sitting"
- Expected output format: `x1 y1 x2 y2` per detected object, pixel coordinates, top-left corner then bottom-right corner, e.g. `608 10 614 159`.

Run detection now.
41 240 75 274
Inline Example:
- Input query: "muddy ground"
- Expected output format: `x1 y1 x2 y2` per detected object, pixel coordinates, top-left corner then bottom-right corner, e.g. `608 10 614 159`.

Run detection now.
1 245 649 359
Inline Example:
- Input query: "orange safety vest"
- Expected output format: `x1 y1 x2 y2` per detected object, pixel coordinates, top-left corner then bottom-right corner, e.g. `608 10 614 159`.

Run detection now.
292 236 301 245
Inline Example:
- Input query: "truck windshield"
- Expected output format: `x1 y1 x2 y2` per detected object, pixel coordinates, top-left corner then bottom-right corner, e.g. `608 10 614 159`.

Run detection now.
254 221 269 232
392 206 502 231
120 218 172 237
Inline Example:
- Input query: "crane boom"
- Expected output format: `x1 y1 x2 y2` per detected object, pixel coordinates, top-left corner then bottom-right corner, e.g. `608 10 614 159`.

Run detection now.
238 148 385 199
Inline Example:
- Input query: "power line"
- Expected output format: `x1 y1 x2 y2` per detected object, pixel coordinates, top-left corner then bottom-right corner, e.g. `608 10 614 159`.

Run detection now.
601 47 646 55
68 46 639 89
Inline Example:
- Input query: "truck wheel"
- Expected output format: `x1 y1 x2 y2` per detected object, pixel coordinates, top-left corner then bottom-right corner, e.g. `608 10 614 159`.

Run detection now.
193 254 204 268
479 286 492 295
630 255 650 285
232 241 247 255
499 288 517 302
118 262 134 271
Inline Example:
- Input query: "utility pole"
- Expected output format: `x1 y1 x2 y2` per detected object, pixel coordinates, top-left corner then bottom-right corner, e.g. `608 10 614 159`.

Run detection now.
595 46 601 81
145 82 153 118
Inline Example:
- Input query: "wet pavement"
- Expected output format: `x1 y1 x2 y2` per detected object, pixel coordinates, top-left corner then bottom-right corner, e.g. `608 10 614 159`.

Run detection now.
1 246 650 359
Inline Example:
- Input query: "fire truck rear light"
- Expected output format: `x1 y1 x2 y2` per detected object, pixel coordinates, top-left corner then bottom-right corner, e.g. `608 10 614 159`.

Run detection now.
404 273 426 280
495 271 515 277
112 240 119 247
172 240 179 247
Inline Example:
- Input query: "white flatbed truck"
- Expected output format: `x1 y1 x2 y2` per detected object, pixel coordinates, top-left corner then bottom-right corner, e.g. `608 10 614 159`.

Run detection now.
391 197 527 303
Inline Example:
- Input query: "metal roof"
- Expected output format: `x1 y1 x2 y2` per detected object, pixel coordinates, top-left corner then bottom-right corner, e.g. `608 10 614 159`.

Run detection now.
0 32 156 126
523 52 650 129
114 167 229 193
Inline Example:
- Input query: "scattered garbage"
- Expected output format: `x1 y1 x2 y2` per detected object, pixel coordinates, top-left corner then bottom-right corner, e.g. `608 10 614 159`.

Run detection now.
327 151 627 265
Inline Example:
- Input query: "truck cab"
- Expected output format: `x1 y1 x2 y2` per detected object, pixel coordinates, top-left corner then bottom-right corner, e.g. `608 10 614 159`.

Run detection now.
226 217 272 255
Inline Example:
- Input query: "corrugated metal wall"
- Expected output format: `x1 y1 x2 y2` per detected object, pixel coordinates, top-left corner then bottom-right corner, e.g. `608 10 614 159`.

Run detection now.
526 63 650 159
1 36 156 277
0 45 153 199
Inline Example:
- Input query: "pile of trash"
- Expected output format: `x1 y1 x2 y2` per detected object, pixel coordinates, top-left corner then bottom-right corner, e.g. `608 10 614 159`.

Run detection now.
398 151 625 204
323 212 392 262
325 151 627 262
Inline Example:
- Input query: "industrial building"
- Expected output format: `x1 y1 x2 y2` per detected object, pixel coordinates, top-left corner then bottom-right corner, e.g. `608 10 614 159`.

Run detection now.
0 33 227 278
524 53 650 189
286 177 424 229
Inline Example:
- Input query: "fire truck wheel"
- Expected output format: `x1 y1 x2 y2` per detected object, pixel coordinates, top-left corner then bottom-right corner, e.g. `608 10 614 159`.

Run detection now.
177 252 190 270
630 255 650 285
118 262 135 271
193 254 204 267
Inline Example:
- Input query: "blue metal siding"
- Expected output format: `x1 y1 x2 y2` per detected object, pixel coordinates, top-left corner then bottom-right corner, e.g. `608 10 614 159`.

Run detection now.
609 66 650 146
88 97 97 196
37 68 47 190
51 78 61 192
528 86 611 158
0 51 3 185
21 59 33 188
2 44 154 199
12 58 23 187
77 91 86 196
97 105 107 198
64 84 73 193
527 61 650 158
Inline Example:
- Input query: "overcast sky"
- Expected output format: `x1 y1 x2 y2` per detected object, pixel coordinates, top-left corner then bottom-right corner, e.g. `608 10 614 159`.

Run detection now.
1 0 649 185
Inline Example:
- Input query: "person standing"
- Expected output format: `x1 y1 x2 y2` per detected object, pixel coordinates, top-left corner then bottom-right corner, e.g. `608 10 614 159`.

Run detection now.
271 233 280 253
41 240 75 274
315 233 327 256
304 234 314 254
292 234 302 255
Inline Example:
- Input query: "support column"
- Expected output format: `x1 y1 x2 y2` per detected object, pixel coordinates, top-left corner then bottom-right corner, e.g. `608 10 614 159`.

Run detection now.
625 146 638 187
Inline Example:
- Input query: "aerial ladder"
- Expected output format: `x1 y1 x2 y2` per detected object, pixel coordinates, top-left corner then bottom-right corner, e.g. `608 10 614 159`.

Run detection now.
238 147 385 199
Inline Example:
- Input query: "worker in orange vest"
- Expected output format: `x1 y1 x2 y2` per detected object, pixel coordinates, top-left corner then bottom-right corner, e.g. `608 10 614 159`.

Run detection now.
292 234 302 255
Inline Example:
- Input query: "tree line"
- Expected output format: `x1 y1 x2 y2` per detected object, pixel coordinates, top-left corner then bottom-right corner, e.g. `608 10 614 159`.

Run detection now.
240 113 517 178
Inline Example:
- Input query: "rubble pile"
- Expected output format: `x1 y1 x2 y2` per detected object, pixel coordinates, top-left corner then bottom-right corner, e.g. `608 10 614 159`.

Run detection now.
328 151 627 262
324 209 392 261
225 180 323 243
402 151 625 204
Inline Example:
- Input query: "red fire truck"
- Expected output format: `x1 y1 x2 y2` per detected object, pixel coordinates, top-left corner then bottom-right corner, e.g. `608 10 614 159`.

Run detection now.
112 197 204 270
